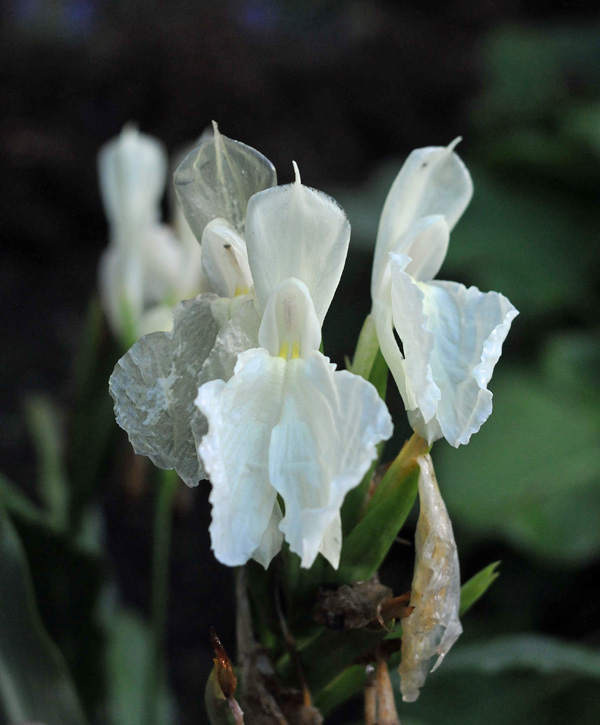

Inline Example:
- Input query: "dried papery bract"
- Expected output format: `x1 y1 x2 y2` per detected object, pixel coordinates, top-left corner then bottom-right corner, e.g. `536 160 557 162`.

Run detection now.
399 454 462 702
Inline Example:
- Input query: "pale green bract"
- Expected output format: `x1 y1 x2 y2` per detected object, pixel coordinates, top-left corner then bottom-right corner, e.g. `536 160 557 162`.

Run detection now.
371 141 519 446
196 167 393 569
109 127 276 485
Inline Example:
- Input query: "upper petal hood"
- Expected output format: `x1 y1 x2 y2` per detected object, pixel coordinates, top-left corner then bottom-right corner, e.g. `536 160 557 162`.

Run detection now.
372 141 472 298
245 166 351 325
174 122 277 243
98 125 167 239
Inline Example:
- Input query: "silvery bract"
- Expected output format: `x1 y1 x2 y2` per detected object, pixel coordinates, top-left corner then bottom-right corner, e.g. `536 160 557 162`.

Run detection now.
98 125 204 340
371 141 519 446
196 166 393 570
109 128 276 485
399 454 462 702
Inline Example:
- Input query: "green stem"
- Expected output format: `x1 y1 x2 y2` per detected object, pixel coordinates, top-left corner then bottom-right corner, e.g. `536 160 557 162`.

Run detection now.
144 468 179 725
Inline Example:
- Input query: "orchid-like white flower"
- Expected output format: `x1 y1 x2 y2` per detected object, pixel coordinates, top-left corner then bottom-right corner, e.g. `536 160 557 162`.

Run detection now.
196 165 393 570
371 141 519 446
109 128 276 486
98 124 203 341
399 453 462 702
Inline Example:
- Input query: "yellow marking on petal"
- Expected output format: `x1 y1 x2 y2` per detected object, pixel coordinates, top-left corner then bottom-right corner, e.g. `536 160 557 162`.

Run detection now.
279 341 290 359
291 341 300 359
234 286 249 297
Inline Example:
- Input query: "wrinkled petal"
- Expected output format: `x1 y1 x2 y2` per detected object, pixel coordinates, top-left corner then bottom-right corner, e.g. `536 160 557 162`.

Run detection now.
372 141 472 298
196 349 286 567
258 278 321 359
390 254 519 446
196 347 392 569
245 168 351 324
399 454 462 702
200 219 253 298
269 352 393 568
98 125 167 237
174 122 277 243
109 294 253 487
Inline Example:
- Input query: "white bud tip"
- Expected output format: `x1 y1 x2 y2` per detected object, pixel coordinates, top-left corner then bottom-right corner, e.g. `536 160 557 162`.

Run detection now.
447 136 462 152
292 160 301 185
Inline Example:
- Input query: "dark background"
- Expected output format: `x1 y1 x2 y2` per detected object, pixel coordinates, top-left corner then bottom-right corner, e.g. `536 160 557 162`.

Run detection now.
2 1 600 723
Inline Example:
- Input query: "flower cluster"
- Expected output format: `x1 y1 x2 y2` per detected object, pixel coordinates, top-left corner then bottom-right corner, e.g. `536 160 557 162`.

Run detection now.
105 125 518 705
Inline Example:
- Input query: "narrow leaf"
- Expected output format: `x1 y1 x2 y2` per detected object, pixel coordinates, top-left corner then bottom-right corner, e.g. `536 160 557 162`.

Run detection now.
337 434 429 582
0 504 87 725
459 561 501 617
314 664 365 716
25 395 69 531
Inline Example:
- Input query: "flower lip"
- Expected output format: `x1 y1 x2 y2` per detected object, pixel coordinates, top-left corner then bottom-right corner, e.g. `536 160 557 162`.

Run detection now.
258 277 321 359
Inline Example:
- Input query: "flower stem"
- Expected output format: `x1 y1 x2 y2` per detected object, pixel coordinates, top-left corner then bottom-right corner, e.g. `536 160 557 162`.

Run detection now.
144 467 178 725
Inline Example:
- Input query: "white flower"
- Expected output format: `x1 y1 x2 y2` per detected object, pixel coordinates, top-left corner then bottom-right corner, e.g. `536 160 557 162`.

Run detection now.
196 166 393 570
371 141 519 446
399 453 462 702
109 128 276 485
98 124 201 341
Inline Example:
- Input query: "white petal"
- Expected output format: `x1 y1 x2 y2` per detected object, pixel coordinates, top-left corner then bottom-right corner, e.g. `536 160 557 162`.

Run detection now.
174 123 277 242
399 454 462 702
268 353 393 569
245 172 351 324
196 349 285 567
372 141 472 297
200 219 253 298
98 125 167 237
98 246 141 340
258 278 321 359
390 254 519 446
400 215 450 283
372 297 411 405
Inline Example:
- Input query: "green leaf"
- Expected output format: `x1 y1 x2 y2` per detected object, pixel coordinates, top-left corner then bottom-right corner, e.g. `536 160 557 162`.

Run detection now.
280 627 387 695
0 503 87 725
105 608 173 725
444 165 600 318
68 296 121 532
395 634 600 725
0 472 50 528
314 664 365 716
436 360 600 565
351 314 380 383
205 667 242 725
459 561 501 617
25 395 70 531
337 434 429 582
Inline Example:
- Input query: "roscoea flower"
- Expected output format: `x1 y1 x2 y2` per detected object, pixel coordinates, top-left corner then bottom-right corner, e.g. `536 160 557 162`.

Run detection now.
196 165 393 570
98 124 203 342
109 128 276 485
371 141 519 446
399 453 462 702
